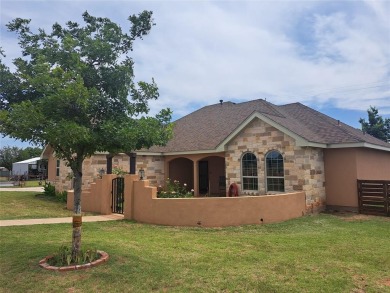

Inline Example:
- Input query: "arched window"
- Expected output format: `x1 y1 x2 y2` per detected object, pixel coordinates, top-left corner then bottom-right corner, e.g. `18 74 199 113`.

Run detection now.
265 151 284 192
241 153 258 191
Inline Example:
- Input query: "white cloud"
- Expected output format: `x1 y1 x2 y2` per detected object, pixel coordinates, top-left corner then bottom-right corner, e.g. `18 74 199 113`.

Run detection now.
1 0 389 120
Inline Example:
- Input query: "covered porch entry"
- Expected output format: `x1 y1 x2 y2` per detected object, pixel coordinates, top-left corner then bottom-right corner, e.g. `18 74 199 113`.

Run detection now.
166 153 226 197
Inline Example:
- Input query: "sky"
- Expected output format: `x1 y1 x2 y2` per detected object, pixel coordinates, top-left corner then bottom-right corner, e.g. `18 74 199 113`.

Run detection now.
1 0 389 148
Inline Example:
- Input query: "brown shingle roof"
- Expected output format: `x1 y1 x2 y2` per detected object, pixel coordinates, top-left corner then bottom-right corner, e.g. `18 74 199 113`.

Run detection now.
145 99 390 153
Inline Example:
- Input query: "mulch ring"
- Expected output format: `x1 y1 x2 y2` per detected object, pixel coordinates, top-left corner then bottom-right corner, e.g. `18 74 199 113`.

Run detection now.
39 250 109 272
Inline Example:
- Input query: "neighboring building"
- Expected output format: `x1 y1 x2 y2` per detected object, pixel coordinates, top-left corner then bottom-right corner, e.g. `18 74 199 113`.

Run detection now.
12 157 47 179
42 99 390 212
0 167 10 177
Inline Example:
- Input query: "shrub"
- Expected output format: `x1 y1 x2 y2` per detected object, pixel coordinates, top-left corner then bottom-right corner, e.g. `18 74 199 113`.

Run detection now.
43 182 56 197
157 179 193 198
43 182 67 202
56 191 67 203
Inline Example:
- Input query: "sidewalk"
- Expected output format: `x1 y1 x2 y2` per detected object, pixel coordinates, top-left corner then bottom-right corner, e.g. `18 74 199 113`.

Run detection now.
0 214 124 227
0 187 44 192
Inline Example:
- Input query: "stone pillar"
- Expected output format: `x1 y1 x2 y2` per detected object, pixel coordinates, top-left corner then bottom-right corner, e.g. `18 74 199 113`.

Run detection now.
106 154 114 174
126 152 137 174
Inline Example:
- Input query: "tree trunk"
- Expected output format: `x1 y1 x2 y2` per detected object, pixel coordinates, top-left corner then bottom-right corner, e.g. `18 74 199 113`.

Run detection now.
71 163 83 258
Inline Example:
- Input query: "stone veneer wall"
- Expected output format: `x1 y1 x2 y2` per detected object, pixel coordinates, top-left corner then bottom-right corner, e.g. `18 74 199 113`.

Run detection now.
225 118 326 212
54 153 165 191
54 154 130 192
136 155 165 187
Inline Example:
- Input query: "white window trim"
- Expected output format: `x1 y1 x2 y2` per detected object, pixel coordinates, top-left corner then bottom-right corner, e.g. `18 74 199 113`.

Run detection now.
265 150 285 193
241 152 259 192
56 160 60 177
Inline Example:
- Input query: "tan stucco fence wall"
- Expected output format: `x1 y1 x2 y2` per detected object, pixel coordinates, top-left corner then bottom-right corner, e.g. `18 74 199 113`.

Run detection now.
67 174 117 214
68 174 306 227
324 148 390 210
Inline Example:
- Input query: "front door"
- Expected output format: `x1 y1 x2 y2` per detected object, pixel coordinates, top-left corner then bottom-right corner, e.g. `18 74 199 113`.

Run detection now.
199 161 209 195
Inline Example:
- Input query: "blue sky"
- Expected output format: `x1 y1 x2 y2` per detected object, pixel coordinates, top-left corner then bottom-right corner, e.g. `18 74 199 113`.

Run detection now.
1 0 389 148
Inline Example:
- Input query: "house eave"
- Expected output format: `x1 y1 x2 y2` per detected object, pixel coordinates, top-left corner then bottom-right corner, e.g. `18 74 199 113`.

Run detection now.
137 149 223 156
327 142 390 152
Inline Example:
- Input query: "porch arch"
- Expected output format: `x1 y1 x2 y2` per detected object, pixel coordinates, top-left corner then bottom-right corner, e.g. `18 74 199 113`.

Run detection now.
168 157 194 191
197 155 226 196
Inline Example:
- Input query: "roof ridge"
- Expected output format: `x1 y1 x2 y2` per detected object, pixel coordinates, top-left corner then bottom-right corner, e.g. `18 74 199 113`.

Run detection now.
172 102 231 123
243 98 286 118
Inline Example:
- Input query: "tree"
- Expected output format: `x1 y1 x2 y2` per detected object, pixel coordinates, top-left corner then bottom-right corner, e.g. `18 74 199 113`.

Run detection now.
359 106 390 142
0 146 22 171
0 11 172 258
20 147 43 160
0 146 42 171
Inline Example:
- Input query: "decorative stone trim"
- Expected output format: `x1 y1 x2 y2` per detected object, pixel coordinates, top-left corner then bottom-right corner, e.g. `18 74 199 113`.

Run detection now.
39 250 109 272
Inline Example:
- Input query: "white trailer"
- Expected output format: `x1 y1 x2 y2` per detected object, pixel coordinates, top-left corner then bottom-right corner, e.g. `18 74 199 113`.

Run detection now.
12 157 41 178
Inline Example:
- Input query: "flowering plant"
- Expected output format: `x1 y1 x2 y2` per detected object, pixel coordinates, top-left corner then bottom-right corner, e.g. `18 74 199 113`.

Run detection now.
112 166 127 177
157 178 194 198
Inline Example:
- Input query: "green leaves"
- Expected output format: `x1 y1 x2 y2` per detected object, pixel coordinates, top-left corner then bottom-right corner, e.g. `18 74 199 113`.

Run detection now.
0 146 42 171
359 106 390 142
1 11 172 171
128 11 155 41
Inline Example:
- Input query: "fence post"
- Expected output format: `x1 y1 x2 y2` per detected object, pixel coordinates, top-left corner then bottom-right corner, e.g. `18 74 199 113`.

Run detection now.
385 182 389 217
357 180 362 214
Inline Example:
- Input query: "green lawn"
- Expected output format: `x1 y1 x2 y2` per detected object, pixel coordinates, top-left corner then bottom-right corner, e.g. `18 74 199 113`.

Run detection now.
23 180 44 187
0 180 43 188
0 191 93 220
0 214 389 293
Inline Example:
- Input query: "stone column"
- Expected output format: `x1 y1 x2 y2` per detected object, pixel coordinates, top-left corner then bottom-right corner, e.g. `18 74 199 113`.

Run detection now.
126 152 137 174
106 154 114 174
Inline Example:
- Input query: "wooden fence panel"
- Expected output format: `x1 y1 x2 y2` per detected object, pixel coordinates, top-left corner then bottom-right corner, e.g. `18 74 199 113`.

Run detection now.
357 180 389 217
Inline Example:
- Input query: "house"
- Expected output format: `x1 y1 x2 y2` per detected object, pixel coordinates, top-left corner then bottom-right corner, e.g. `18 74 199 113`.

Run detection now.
12 157 47 179
42 99 390 213
0 167 10 177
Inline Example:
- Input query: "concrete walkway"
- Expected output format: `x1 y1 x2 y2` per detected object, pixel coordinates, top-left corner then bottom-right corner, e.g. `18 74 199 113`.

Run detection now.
0 187 44 192
0 214 124 227
0 186 124 227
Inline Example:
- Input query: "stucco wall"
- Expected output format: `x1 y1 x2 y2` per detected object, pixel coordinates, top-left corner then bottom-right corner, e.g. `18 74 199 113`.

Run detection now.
66 175 306 226
324 147 390 209
225 118 326 211
67 174 116 214
129 179 306 227
356 148 390 179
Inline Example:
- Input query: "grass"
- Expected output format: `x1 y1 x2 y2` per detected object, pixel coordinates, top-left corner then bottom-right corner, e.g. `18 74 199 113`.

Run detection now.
0 191 93 220
23 180 43 188
0 214 389 292
0 180 43 188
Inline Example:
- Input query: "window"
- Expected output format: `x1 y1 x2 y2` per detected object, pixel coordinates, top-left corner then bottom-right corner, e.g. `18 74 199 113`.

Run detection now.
241 153 258 190
56 160 60 177
265 151 284 192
